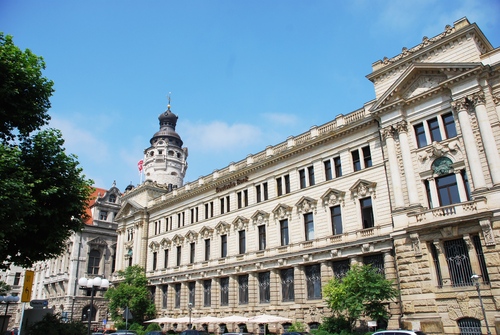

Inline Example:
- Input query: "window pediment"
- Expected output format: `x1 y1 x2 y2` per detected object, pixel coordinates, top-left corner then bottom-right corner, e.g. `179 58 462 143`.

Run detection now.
320 188 346 207
232 216 249 231
160 238 171 249
295 196 317 215
88 237 107 247
185 230 198 242
272 204 293 221
149 241 159 251
251 210 269 226
215 221 230 235
350 179 377 200
199 226 214 239
172 234 184 246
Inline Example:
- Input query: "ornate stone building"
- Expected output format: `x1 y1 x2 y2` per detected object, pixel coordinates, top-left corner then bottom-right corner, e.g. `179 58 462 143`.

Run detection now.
30 183 122 329
114 18 500 335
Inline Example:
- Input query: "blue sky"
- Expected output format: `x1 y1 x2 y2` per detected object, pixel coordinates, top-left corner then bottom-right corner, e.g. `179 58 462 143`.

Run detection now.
2 0 499 191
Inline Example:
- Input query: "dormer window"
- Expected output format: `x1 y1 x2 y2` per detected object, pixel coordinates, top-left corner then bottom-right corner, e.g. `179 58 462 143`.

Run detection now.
109 194 116 203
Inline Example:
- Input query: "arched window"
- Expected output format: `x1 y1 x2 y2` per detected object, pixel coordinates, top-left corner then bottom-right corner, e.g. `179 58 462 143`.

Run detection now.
81 304 97 321
457 317 481 335
87 250 100 274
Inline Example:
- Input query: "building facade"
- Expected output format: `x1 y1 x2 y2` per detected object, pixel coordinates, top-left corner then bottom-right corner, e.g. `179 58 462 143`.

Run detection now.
30 183 122 329
114 18 500 335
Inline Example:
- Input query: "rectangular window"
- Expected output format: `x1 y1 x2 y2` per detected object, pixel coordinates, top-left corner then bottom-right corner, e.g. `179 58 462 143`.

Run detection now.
284 174 291 193
174 283 181 308
324 160 332 181
280 268 294 302
176 246 181 266
428 117 442 142
190 242 195 264
220 277 229 306
444 238 473 287
220 198 225 214
258 225 266 251
188 281 196 306
276 177 283 196
162 285 168 309
280 219 289 246
13 272 21 286
352 150 361 171
304 213 314 241
362 145 372 168
414 123 427 148
299 169 306 189
237 191 243 209
442 112 457 138
226 195 230 212
99 211 108 221
190 208 195 224
334 157 342 177
308 166 315 186
364 254 384 275
239 230 246 254
164 249 169 268
436 174 460 206
204 239 210 261
221 235 227 258
305 264 322 299
263 182 268 201
203 279 212 307
205 203 209 219
256 185 262 203
360 197 374 229
88 250 100 275
258 272 271 303
152 252 157 270
238 274 249 304
332 259 350 279
243 190 248 207
330 205 342 235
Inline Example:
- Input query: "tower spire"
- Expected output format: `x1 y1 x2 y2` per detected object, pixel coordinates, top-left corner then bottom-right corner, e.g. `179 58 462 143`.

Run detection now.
167 92 171 111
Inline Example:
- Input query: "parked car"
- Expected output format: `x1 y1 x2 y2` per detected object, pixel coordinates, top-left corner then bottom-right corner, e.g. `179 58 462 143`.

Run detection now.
109 331 138 335
145 332 164 335
179 330 209 335
372 331 426 335
224 333 253 335
283 332 311 335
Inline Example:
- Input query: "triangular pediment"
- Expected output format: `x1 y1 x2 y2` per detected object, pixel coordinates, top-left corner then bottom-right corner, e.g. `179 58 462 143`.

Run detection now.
295 196 317 215
172 234 184 246
115 199 144 220
251 210 269 226
232 216 249 231
215 221 230 235
160 238 171 249
320 188 346 207
149 241 160 251
371 63 481 112
199 226 214 239
272 203 293 221
185 230 199 242
88 237 108 247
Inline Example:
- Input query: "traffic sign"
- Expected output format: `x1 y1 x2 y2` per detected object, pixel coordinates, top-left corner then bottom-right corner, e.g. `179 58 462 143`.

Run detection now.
21 270 34 302
30 299 48 308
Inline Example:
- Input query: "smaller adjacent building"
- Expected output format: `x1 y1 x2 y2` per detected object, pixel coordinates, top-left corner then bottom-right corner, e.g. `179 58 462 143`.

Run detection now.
28 183 122 329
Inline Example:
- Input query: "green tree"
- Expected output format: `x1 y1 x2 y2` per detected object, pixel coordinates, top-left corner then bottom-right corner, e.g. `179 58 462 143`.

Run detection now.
26 312 86 335
0 280 10 295
323 264 398 332
0 33 93 270
105 265 156 325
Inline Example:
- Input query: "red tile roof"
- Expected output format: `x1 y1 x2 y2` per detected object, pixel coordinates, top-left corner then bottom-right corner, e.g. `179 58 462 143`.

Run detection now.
84 187 108 225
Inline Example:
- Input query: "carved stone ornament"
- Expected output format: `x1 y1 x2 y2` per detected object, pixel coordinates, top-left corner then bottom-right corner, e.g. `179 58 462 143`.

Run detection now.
172 234 184 246
468 92 486 107
215 221 230 235
185 230 198 243
493 94 500 106
479 219 496 246
409 233 422 256
272 204 293 221
251 210 270 226
380 126 395 141
160 238 171 249
232 216 249 231
432 157 453 176
417 140 461 164
320 188 346 208
88 237 108 247
295 196 318 215
149 241 160 251
402 74 447 99
451 98 469 113
361 243 373 253
395 120 408 134
350 179 377 200
199 226 214 239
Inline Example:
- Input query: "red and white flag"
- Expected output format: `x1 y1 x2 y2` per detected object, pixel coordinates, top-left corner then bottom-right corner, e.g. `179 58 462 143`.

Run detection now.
137 159 144 172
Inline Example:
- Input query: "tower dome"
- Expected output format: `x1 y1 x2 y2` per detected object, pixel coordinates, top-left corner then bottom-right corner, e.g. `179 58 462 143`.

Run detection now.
142 98 188 187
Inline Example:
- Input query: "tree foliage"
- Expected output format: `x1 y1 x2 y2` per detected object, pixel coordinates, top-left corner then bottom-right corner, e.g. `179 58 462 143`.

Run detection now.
0 280 10 295
0 33 93 269
105 265 156 324
323 264 398 332
26 312 86 335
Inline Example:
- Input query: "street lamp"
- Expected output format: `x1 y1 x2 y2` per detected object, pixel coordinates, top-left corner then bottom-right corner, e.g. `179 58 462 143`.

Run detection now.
0 295 20 333
471 274 491 335
79 277 109 335
188 302 193 330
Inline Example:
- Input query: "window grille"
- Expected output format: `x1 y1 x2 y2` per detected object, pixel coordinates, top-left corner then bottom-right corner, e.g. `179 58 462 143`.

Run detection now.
238 275 249 304
280 268 294 302
444 239 473 287
332 259 350 279
220 277 229 306
258 272 271 303
364 254 384 275
457 318 481 335
305 264 322 299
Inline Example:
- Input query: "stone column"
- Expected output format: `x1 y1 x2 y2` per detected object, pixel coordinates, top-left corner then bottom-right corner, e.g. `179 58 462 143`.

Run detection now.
396 121 420 206
451 99 487 190
493 94 500 128
455 170 468 202
433 240 451 286
381 126 405 209
469 92 500 186
294 266 305 304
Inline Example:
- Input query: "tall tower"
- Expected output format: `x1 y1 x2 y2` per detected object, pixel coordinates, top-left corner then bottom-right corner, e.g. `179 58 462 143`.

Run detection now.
142 99 188 187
